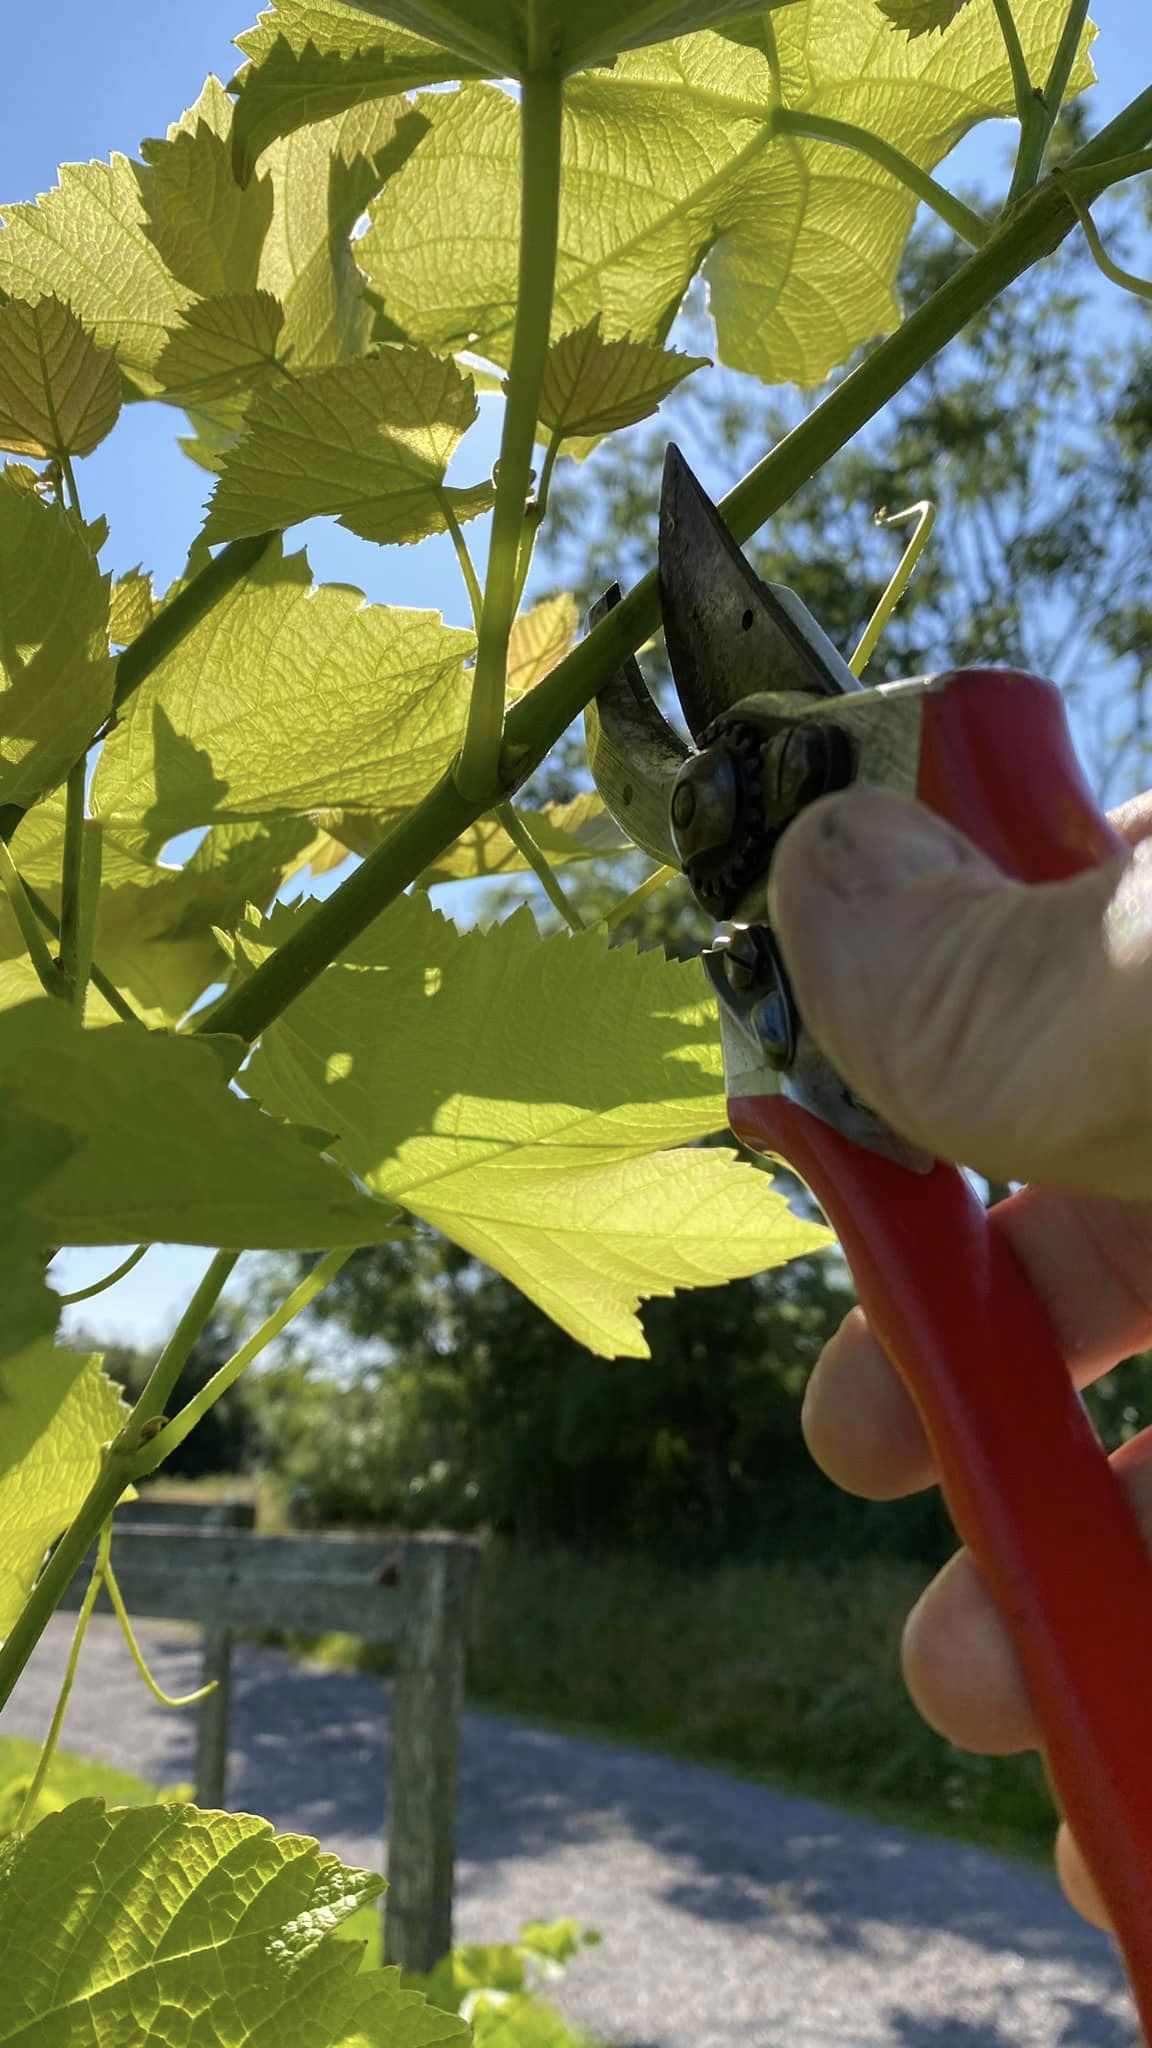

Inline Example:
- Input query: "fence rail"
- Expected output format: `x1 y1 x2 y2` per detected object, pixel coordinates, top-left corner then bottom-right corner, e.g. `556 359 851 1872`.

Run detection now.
61 1512 480 1971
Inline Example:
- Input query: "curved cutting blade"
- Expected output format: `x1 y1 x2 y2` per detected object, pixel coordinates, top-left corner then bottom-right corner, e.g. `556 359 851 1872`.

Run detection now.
584 585 687 867
659 444 860 739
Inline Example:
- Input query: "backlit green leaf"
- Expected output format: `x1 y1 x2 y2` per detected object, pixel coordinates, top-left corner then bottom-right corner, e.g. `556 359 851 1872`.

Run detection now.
0 1801 470 2048
876 0 972 33
11 796 318 1026
92 542 474 841
203 346 494 544
242 895 829 1353
359 1 1094 385
108 569 156 648
232 4 479 179
0 297 121 462
0 157 190 394
506 592 579 700
137 119 274 298
0 1345 126 1639
333 0 795 77
156 289 287 403
0 998 400 1251
257 98 424 369
0 475 113 810
536 318 708 441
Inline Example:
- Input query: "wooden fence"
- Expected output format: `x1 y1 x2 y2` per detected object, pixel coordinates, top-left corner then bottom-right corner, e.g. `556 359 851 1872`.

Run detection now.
64 1510 480 1971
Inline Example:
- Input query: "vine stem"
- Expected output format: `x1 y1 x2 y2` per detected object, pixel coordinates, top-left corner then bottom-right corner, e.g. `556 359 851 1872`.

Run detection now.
133 1248 355 1472
15 1523 110 1834
18 873 142 1025
57 760 89 1012
495 801 585 931
849 501 937 677
1009 0 1091 203
771 110 990 248
0 1251 238 1711
990 0 1036 142
196 85 1152 1052
455 67 564 802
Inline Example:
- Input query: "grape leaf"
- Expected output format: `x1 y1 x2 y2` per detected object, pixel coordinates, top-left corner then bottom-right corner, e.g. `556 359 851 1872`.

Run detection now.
359 1 1094 386
0 475 114 811
202 346 494 544
506 592 578 697
536 318 708 441
231 7 481 180
0 297 121 462
91 542 475 841
0 1801 470 2048
332 0 795 76
258 98 424 369
137 120 274 298
0 1345 126 1639
11 796 318 1026
876 0 972 33
0 156 190 395
240 895 829 1353
238 0 459 62
0 998 400 1251
156 289 287 403
108 568 156 647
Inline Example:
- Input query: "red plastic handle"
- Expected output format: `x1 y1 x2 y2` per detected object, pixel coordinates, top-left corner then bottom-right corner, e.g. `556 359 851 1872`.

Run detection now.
738 669 1152 2033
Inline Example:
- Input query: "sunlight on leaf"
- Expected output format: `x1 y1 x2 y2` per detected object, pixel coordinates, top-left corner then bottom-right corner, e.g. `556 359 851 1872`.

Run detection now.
506 593 579 698
203 345 493 544
0 997 400 1250
156 289 286 404
0 476 113 811
241 895 830 1353
359 0 1094 386
92 542 475 840
0 1347 126 1640
537 319 709 441
0 1801 470 2047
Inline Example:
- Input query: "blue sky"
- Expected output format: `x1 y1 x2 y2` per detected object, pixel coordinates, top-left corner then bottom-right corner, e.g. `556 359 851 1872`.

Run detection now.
5 3 1150 1346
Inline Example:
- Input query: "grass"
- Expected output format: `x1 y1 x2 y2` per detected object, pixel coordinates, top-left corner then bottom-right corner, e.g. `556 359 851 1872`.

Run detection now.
289 1544 1057 1868
0 1736 168 1826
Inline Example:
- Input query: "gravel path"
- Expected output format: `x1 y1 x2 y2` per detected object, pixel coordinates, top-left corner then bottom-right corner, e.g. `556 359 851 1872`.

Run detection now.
4 1615 1137 2047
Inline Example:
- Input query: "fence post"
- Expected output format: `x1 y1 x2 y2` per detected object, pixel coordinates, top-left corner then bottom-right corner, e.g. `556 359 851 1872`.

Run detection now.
384 1533 480 1972
194 1625 233 1806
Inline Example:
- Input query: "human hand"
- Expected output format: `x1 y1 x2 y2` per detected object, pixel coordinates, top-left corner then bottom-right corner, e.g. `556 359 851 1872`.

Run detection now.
768 784 1152 1925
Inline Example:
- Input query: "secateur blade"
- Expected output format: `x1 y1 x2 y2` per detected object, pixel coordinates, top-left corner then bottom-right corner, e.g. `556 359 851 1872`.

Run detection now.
659 443 861 736
584 583 686 867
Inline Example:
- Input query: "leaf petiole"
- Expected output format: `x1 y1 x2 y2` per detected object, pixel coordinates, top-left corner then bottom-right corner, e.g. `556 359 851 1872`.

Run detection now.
770 109 990 249
132 1246 359 1473
455 67 564 802
1008 0 1091 202
849 500 936 677
441 495 484 630
18 872 143 1026
495 801 586 931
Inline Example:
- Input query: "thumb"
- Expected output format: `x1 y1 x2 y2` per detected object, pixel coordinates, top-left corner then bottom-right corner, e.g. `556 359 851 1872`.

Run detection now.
768 786 1152 1200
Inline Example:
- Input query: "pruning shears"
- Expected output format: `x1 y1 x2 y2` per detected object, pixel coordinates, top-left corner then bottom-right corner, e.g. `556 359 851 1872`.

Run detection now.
586 446 1152 2033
